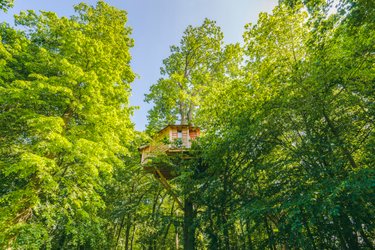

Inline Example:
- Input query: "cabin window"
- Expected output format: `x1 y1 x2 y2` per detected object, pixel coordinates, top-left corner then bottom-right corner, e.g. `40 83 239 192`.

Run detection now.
177 130 182 139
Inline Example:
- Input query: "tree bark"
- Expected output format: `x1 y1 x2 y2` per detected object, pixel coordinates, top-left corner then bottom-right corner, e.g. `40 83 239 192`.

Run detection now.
183 198 195 250
125 215 132 250
175 222 180 250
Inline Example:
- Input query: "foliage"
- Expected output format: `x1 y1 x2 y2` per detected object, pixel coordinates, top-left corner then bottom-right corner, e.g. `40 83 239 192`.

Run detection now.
145 1 374 249
189 2 374 249
144 18 242 134
0 1 135 248
0 0 13 12
0 0 374 249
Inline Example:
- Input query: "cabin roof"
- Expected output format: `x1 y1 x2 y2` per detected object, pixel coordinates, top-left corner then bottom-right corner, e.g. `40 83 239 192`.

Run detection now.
157 124 199 134
138 124 200 152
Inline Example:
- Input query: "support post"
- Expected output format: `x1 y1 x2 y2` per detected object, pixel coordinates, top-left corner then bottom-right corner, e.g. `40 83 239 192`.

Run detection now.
155 169 184 210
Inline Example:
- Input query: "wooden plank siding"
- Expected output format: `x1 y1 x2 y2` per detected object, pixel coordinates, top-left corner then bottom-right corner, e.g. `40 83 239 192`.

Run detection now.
139 125 200 165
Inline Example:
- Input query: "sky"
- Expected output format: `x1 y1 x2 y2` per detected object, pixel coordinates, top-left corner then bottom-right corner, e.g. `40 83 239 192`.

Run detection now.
0 0 278 131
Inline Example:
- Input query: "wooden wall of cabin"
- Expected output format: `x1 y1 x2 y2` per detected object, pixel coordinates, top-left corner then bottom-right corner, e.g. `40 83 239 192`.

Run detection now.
142 127 201 162
169 127 200 148
169 127 190 148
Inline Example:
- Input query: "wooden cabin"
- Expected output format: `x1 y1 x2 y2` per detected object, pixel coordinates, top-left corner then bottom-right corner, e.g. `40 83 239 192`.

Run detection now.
139 125 200 179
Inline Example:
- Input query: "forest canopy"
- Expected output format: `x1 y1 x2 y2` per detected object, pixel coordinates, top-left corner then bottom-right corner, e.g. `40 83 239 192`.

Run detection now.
0 0 374 249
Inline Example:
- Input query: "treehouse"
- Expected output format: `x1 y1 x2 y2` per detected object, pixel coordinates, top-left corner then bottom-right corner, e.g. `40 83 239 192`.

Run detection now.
139 125 200 180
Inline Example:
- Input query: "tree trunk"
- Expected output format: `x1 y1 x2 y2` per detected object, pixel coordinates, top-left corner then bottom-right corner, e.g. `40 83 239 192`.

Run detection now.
222 166 230 250
162 202 175 247
179 102 187 125
125 216 132 250
130 225 136 250
183 198 195 250
187 102 194 124
115 214 126 248
175 225 180 250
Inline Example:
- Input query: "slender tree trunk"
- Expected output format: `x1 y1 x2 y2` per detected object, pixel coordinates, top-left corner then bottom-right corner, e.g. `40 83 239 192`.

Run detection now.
130 225 136 250
239 219 246 250
222 167 230 250
187 102 194 124
125 215 132 250
179 102 187 125
208 208 218 249
148 188 161 250
183 198 195 250
115 214 126 248
175 224 180 250
162 202 175 247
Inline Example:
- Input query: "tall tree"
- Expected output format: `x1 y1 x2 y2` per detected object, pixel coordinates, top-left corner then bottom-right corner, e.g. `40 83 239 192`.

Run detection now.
145 18 225 133
0 1 135 248
185 1 374 248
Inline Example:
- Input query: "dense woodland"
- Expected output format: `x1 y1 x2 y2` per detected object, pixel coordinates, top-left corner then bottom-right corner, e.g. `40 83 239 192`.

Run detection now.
0 0 374 249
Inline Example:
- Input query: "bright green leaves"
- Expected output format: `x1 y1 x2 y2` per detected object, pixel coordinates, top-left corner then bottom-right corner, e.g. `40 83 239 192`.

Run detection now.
243 4 308 107
0 1 135 248
0 0 373 248
171 2 374 249
0 0 13 12
145 19 226 133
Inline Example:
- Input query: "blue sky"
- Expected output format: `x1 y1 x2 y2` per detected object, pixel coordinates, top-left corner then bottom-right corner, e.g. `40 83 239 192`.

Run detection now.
1 0 277 131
